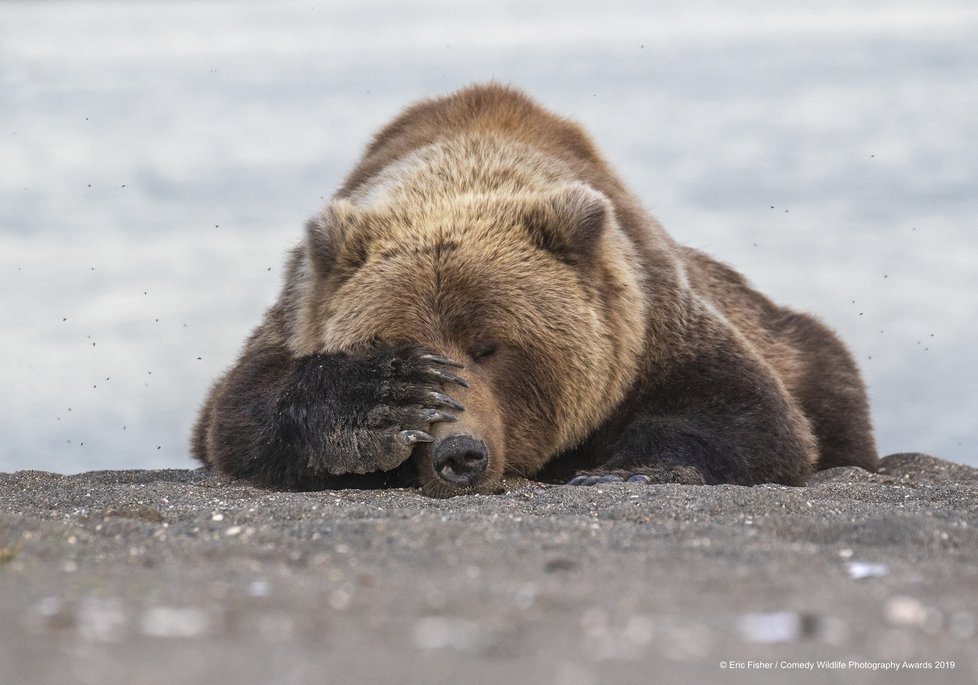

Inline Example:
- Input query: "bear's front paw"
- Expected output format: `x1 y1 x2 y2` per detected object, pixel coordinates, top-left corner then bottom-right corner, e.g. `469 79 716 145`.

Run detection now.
395 354 469 446
310 349 469 476
567 464 707 486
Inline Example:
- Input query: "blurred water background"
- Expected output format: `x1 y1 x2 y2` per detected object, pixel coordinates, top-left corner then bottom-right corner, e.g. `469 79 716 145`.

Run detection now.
1 0 975 473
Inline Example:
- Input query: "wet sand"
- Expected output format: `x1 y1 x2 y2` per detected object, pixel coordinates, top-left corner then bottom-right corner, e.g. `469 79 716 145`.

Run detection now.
1 452 976 684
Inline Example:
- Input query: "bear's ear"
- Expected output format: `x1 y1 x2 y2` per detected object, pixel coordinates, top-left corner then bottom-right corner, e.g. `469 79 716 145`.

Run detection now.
305 199 372 277
522 183 612 264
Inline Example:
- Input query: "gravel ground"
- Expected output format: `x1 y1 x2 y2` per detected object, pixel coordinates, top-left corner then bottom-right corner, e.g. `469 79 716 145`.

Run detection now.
1 452 976 685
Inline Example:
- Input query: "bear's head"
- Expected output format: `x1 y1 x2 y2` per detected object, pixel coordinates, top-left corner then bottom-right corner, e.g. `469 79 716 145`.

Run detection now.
296 183 647 495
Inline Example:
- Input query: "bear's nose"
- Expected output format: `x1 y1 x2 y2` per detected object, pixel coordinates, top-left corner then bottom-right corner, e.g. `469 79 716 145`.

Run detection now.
432 434 488 485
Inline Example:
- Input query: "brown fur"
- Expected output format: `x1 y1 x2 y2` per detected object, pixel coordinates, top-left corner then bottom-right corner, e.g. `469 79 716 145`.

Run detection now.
193 84 877 495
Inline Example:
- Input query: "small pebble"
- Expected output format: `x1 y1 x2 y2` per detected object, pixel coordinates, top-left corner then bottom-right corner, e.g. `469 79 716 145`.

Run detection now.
738 611 802 643
884 596 927 626
248 580 270 598
846 561 889 580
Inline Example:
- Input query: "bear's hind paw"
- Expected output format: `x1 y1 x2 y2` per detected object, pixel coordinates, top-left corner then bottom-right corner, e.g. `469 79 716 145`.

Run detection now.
567 465 706 486
567 473 651 486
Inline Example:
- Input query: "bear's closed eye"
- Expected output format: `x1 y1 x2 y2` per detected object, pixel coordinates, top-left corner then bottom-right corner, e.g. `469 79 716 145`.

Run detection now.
468 342 498 362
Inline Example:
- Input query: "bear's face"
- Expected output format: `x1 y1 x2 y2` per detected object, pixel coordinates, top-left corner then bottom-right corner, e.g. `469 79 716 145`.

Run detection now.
296 185 647 494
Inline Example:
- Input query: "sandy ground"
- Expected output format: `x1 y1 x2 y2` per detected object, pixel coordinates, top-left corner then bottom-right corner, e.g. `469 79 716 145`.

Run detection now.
1 452 976 685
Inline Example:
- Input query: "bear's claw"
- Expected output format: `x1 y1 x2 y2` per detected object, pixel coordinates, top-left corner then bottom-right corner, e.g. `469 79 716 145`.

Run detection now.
427 391 465 412
419 354 465 368
399 430 434 446
427 367 470 388
567 474 652 486
568 474 622 486
421 409 458 424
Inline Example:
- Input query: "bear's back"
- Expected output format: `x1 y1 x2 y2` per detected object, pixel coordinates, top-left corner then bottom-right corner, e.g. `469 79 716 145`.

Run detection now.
339 84 603 196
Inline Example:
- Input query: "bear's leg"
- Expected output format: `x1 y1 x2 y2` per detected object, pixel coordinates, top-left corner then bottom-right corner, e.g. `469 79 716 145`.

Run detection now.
778 312 878 471
567 344 819 487
195 344 467 489
567 415 760 486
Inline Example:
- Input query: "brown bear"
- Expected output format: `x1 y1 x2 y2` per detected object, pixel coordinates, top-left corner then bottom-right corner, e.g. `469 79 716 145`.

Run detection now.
191 83 877 497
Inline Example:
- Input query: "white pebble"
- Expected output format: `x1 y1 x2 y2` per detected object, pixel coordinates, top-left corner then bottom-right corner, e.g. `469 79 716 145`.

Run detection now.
77 598 127 643
738 611 802 643
248 580 270 598
846 561 889 579
883 596 927 626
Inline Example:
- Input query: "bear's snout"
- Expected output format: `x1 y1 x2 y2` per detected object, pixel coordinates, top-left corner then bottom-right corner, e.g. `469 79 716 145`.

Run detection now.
431 434 488 485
